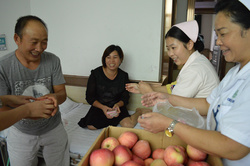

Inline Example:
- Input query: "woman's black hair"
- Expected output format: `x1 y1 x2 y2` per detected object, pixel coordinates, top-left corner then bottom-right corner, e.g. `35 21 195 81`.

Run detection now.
15 15 47 38
215 0 250 30
102 45 124 67
165 26 204 52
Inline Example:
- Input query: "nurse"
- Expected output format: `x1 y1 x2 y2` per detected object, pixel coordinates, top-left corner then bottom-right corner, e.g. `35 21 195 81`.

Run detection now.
138 0 250 165
126 20 219 98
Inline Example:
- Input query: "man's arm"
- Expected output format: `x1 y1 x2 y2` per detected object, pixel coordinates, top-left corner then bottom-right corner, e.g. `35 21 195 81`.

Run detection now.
52 84 67 105
0 96 55 131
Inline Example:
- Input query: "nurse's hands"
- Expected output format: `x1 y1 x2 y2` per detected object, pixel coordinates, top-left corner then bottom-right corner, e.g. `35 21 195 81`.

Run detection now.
125 83 140 93
141 92 170 107
138 112 171 133
126 81 154 94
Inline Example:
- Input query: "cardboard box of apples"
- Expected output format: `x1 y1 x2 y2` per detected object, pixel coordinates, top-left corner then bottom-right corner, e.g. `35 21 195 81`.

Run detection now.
78 126 223 166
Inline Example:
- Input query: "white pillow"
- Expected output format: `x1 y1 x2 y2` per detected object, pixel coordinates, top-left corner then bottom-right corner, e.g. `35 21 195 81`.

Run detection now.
59 97 81 114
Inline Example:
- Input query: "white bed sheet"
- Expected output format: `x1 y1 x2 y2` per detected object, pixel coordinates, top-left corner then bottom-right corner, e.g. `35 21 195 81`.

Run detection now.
60 103 102 158
59 98 143 159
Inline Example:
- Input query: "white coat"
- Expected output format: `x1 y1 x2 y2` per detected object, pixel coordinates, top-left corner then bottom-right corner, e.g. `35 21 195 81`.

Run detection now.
207 62 250 166
172 51 219 98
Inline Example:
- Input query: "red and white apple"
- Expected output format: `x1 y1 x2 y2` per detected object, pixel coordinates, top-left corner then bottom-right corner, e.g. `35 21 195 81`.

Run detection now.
121 160 141 166
132 140 151 159
144 158 154 166
150 159 167 166
187 159 210 166
113 145 133 166
164 145 187 165
101 136 120 151
118 131 138 149
152 148 165 160
89 148 114 166
186 145 207 161
132 154 144 165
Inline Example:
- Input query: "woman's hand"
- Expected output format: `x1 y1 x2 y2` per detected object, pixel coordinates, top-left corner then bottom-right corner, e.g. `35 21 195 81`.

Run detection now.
126 81 154 94
112 104 120 118
102 105 114 119
141 92 170 107
138 112 171 133
125 83 140 93
138 81 154 94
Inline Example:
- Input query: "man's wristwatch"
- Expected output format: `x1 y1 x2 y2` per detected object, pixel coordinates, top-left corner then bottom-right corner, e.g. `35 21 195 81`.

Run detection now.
165 120 179 137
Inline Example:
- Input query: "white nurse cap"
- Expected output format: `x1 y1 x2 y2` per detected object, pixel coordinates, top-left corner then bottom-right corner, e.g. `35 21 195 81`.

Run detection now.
239 0 250 10
173 20 199 43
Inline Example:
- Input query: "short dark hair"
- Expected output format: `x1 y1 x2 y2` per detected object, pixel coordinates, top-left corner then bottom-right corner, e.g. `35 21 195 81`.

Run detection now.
165 26 204 52
215 0 250 30
102 45 124 67
15 15 47 38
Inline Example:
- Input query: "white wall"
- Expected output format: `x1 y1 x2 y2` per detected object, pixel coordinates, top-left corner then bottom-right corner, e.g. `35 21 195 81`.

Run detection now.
0 0 164 82
0 0 30 55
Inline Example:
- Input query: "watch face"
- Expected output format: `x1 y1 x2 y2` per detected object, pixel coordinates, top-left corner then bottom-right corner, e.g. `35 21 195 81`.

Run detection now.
165 129 173 137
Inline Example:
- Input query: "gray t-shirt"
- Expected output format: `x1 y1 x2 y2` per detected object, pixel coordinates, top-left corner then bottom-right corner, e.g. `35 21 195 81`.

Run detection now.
0 51 65 135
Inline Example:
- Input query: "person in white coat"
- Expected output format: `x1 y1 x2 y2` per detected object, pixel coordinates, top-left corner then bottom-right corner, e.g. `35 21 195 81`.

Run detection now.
139 0 250 165
126 20 219 98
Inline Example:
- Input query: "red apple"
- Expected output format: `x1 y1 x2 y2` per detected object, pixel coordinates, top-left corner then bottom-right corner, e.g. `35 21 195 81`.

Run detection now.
152 148 165 159
118 131 138 149
121 160 141 166
187 159 210 166
164 145 187 166
101 136 120 151
144 158 153 166
186 145 207 161
113 145 133 166
132 140 151 160
170 164 185 166
150 159 167 166
89 148 114 166
132 154 144 165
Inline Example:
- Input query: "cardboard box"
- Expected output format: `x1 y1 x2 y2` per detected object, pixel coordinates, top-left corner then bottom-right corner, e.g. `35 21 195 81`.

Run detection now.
78 126 223 166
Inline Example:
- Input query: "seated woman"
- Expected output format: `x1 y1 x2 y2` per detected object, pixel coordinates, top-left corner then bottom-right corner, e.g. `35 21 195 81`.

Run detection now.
126 20 220 98
78 45 150 130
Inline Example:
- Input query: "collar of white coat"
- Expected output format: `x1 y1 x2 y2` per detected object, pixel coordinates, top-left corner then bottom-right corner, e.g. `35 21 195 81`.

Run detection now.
216 61 250 94
230 61 250 80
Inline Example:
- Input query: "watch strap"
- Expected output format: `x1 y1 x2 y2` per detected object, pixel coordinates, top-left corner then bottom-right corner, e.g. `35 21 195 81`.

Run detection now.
165 120 179 137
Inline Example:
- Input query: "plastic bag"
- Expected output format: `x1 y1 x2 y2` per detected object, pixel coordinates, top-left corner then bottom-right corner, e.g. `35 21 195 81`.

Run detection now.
153 101 206 129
